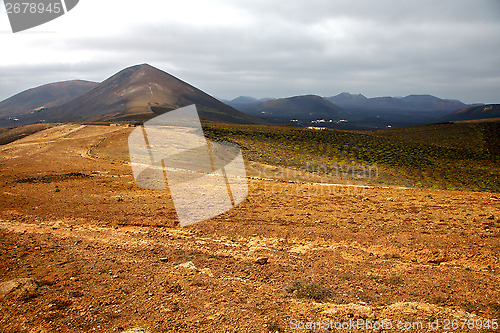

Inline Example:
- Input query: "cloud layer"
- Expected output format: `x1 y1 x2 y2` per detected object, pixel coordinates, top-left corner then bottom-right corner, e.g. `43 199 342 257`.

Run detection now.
0 0 499 103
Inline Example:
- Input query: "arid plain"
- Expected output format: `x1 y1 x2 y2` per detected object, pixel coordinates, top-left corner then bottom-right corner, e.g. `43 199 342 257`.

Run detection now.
0 124 499 332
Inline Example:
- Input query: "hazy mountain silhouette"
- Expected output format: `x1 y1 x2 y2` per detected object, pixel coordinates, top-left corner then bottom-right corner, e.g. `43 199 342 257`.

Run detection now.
326 92 368 108
224 96 275 113
229 96 260 105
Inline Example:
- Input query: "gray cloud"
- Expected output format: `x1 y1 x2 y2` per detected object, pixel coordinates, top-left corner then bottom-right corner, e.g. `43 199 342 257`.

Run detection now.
0 0 499 104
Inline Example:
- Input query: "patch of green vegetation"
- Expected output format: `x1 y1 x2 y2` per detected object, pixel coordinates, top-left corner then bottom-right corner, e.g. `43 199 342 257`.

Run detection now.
208 253 226 259
188 250 204 257
265 320 284 332
367 120 500 155
0 123 56 145
285 280 335 301
202 121 499 192
463 302 482 315
430 296 448 305
382 253 402 260
172 248 204 260
15 172 90 184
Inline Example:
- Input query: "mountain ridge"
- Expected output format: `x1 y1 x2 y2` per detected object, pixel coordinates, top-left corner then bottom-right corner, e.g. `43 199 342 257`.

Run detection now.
0 80 98 119
45 64 263 125
0 64 264 126
1 67 494 129
243 94 351 124
442 104 500 122
225 92 480 129
326 92 469 113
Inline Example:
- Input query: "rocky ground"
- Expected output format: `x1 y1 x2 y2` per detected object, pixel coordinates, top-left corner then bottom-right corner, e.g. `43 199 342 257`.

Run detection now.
0 124 499 332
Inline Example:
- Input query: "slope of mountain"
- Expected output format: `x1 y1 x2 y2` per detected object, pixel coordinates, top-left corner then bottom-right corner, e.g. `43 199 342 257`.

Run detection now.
322 93 472 129
366 118 500 156
326 92 368 108
0 123 58 145
400 95 467 112
442 104 500 121
224 96 276 113
244 95 351 123
230 96 260 105
326 93 468 114
0 80 98 119
0 64 264 126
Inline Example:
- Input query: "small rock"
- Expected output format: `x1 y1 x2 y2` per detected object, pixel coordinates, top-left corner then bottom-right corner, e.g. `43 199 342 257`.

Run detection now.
255 257 269 265
386 197 394 201
200 268 213 277
159 257 169 262
428 257 447 264
0 278 38 300
0 280 20 298
176 261 197 270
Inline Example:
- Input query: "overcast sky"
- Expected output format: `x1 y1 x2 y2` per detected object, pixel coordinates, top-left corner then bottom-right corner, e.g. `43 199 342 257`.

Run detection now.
0 0 499 104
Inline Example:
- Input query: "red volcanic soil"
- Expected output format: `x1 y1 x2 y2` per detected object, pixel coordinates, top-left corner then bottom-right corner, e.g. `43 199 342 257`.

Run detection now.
0 124 499 332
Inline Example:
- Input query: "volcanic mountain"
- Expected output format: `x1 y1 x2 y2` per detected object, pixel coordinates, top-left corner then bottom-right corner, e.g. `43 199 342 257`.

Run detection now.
443 104 500 122
244 95 351 122
326 93 468 114
323 93 472 129
0 64 263 126
0 80 98 120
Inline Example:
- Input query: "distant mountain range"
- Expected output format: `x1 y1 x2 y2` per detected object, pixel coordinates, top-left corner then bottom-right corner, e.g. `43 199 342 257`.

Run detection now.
0 65 497 130
246 95 351 123
223 92 489 129
327 92 468 113
0 64 263 127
